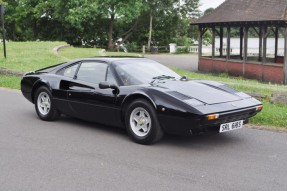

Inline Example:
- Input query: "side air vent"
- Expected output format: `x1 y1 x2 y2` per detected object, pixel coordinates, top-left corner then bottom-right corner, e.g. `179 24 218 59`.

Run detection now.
218 85 238 94
166 91 191 100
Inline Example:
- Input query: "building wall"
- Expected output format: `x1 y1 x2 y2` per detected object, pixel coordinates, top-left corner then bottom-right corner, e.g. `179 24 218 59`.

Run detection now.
199 57 284 84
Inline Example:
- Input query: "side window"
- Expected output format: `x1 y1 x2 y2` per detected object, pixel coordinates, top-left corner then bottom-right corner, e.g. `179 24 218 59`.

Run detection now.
107 67 117 84
76 62 107 84
58 63 79 78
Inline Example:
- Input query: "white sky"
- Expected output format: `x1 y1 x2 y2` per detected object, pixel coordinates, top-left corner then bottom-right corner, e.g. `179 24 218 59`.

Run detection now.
199 0 226 12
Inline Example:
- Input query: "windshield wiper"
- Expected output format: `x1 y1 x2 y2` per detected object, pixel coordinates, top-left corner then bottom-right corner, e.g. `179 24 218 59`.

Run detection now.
150 75 176 84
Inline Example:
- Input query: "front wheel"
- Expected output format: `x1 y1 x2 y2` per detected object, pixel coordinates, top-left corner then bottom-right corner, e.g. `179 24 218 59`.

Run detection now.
125 99 164 145
34 86 60 121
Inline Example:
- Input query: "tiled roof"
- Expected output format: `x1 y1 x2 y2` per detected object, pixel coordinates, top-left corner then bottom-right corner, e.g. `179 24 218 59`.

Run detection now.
193 0 287 24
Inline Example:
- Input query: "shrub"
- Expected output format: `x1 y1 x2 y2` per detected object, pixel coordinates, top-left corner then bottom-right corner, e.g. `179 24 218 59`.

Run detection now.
126 42 139 52
175 47 189 54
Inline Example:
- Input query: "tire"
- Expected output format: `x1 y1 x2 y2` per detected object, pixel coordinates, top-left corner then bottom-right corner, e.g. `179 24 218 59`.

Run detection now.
125 99 164 145
34 86 60 121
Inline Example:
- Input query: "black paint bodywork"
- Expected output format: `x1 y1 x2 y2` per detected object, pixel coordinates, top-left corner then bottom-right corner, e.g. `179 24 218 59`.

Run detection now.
21 58 262 135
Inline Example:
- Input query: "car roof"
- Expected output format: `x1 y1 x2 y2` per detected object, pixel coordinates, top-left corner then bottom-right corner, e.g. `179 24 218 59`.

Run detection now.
55 57 156 72
71 57 149 63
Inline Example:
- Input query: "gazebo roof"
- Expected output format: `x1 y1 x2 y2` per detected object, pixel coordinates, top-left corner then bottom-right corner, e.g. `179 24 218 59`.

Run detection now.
193 0 287 25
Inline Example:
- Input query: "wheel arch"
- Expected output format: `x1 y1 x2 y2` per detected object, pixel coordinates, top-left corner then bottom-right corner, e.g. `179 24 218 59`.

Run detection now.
121 92 157 125
31 80 51 104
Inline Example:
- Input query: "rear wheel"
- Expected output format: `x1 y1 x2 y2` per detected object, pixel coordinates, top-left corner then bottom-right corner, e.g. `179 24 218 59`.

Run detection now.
34 86 60 121
125 99 164 145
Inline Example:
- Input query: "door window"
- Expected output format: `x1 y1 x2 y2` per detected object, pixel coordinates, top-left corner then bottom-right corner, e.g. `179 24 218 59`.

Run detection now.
76 62 107 84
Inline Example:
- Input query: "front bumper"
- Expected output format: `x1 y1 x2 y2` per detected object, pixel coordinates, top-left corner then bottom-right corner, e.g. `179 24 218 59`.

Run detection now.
158 105 261 136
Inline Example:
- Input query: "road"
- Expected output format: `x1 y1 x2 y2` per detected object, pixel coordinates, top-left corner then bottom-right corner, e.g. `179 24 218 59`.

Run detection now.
0 88 287 191
145 54 198 71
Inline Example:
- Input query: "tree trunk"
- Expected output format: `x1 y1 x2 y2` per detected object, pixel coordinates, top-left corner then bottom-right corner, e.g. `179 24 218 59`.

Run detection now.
147 10 153 51
121 19 139 43
108 13 115 51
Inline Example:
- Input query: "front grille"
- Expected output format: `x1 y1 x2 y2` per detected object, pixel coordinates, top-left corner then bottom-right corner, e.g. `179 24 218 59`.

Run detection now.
202 107 257 126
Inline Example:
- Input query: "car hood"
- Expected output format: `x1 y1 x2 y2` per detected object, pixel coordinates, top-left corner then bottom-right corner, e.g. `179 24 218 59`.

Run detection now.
152 80 243 105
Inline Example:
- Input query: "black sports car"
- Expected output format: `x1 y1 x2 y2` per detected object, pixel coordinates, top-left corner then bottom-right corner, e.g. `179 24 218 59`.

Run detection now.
21 57 263 144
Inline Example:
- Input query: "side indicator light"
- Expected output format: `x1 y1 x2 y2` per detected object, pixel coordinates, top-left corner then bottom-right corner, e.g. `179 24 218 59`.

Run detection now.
207 114 220 121
256 105 263 112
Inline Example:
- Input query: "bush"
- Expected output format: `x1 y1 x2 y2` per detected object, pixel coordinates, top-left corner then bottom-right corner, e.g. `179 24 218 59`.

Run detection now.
172 35 192 46
175 47 189 54
126 42 139 52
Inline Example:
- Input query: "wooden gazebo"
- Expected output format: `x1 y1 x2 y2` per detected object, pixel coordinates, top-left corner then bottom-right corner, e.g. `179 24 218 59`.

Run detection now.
191 0 287 84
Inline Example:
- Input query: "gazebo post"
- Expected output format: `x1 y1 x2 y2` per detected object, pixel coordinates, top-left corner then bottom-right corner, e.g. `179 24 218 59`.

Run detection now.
284 26 287 85
220 26 223 57
262 26 267 81
274 27 278 63
262 26 267 64
243 26 249 76
198 26 203 60
258 27 263 61
226 26 231 60
212 27 216 58
240 27 243 60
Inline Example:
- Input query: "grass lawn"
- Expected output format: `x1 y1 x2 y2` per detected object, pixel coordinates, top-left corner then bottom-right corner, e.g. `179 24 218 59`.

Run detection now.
0 74 21 89
0 41 67 72
0 41 286 128
60 46 142 60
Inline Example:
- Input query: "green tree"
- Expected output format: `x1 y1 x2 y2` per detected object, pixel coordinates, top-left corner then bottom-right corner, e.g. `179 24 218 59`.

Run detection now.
2 0 201 50
95 0 144 50
144 0 199 49
203 8 214 16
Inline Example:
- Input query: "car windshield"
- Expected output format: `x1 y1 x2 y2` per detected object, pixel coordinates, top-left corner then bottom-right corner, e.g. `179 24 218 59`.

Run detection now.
113 59 181 86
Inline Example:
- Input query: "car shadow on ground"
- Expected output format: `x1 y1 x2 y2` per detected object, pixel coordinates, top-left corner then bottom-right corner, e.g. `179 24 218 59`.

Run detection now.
57 115 128 136
159 132 243 148
54 115 243 149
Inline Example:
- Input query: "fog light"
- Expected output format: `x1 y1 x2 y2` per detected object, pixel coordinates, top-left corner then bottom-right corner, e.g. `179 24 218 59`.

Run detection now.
256 105 263 112
207 114 220 120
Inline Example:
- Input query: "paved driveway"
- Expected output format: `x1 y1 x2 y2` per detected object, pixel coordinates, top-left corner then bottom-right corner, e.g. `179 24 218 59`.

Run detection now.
145 54 198 71
1 88 287 191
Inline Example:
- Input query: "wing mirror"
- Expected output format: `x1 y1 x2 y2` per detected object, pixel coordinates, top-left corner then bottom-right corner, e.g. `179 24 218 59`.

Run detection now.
99 82 120 95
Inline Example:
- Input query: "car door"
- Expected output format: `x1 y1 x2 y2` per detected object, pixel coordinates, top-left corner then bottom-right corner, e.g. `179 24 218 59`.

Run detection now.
53 62 81 116
67 61 122 127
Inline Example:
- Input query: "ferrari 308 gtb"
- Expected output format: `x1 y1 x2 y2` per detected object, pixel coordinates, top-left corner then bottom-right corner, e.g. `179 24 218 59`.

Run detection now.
21 57 263 144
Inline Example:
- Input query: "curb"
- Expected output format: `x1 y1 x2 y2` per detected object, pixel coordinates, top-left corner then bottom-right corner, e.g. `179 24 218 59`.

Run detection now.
0 68 24 77
52 44 70 55
52 44 70 60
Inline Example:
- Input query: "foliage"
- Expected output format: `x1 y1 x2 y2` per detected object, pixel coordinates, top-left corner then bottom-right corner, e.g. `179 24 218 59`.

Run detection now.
126 42 139 52
204 8 214 16
175 47 189 54
173 35 193 46
2 0 201 49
